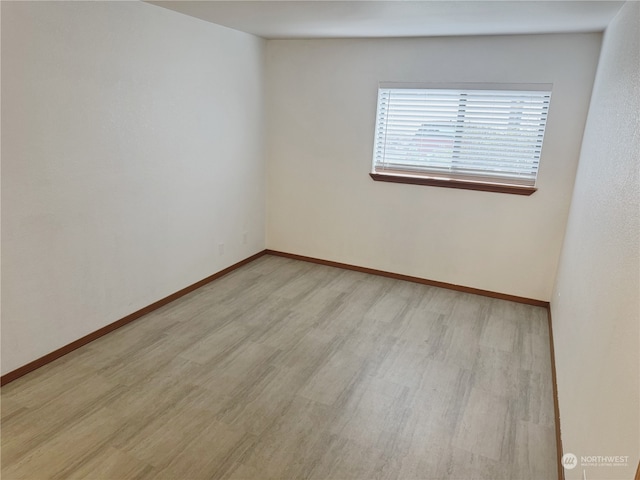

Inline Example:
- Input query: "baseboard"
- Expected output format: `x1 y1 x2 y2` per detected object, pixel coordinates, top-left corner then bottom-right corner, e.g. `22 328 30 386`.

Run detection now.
547 308 565 480
0 250 268 386
265 250 550 307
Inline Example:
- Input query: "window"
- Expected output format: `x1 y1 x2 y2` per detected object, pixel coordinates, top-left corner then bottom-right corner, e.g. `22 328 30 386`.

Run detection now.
370 83 552 195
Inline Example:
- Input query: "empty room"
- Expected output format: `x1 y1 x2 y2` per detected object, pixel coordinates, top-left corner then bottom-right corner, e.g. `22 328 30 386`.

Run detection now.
1 1 638 479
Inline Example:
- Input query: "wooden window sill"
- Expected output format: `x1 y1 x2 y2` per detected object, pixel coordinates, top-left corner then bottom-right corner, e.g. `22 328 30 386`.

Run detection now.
369 173 537 196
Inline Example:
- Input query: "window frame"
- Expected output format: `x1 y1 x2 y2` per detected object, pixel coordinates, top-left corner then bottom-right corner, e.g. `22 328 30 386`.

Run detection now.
370 82 552 196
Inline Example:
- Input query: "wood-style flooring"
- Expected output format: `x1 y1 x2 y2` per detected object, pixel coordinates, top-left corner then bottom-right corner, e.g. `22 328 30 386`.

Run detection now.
1 254 557 479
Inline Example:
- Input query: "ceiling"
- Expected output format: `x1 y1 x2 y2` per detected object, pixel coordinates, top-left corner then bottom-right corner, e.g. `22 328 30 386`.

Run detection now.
147 1 625 39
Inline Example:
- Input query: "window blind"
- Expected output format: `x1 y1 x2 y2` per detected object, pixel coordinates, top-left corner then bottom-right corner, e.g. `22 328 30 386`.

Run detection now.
372 87 551 187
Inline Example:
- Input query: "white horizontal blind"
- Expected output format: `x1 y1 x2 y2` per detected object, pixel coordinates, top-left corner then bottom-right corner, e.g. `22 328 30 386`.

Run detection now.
372 87 551 187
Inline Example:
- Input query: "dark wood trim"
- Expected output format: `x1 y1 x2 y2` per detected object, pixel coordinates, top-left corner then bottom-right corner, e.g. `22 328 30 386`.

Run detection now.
635 460 640 480
265 250 549 307
547 308 565 480
370 172 537 196
0 250 268 386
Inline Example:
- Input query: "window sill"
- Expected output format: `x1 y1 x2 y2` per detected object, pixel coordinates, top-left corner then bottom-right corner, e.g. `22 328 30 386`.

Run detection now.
369 173 537 196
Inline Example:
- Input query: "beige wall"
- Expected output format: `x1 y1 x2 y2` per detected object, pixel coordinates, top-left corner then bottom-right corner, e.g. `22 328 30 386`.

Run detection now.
551 2 640 479
1 1 266 374
265 34 601 301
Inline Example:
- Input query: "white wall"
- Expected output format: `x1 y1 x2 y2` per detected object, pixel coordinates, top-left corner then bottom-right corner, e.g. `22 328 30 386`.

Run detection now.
1 1 266 375
266 34 601 301
551 3 639 479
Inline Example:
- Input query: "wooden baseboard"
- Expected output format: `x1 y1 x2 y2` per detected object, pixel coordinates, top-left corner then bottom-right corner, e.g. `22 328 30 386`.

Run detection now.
547 308 565 480
265 250 549 307
0 250 267 386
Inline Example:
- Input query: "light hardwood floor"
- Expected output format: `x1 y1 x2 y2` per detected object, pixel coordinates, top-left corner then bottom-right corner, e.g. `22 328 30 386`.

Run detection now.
1 255 557 479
